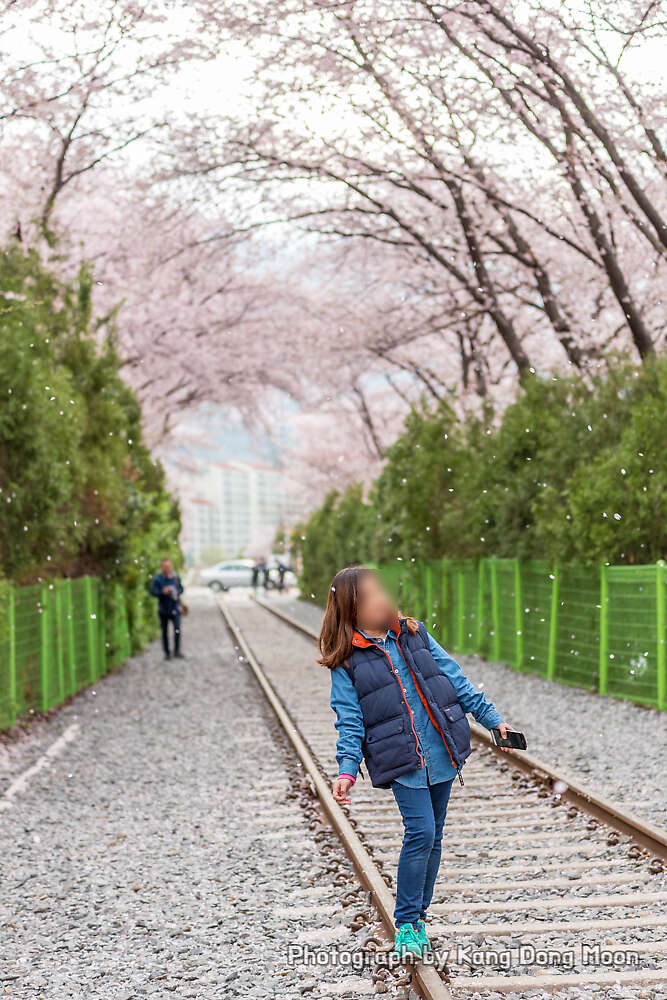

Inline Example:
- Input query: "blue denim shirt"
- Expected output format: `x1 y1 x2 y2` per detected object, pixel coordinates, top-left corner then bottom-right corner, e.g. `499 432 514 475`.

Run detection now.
330 628 503 787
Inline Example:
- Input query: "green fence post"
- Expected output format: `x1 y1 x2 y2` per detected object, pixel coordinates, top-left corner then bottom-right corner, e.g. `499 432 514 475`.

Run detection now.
440 559 449 646
84 576 98 684
657 561 666 711
115 583 129 664
456 565 465 652
97 583 106 677
599 564 609 695
109 584 117 668
514 558 524 670
415 563 422 620
54 583 65 704
65 580 76 696
424 563 433 629
39 585 51 711
547 567 559 681
8 586 17 725
490 558 501 661
402 563 410 614
122 586 132 660
419 562 426 621
131 582 142 649
476 561 484 651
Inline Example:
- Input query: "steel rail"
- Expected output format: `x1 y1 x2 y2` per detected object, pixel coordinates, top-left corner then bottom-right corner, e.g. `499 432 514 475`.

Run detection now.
218 597 453 1000
252 595 667 863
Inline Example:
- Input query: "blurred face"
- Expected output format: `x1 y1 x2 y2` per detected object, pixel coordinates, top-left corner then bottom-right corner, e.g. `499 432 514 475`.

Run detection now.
356 572 395 633
161 559 173 576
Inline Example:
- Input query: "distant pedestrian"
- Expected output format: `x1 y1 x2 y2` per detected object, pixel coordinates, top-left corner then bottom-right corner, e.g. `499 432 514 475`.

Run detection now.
276 561 290 591
251 558 264 589
252 556 270 590
150 558 184 660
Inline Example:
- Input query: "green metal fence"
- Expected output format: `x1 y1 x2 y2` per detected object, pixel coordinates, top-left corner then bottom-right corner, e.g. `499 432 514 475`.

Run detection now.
379 558 666 711
0 577 149 730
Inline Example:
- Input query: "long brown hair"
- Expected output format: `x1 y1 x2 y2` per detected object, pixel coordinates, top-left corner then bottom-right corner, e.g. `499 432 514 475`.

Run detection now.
318 565 417 669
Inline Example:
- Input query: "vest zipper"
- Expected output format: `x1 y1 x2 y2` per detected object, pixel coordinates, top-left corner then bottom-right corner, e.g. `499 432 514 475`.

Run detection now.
395 643 463 779
376 647 425 770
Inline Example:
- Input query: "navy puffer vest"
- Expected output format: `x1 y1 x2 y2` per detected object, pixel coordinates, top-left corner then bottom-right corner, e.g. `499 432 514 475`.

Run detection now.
344 620 472 789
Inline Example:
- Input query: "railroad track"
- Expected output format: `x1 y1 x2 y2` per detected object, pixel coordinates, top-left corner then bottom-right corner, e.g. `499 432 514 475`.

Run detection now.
218 594 667 1000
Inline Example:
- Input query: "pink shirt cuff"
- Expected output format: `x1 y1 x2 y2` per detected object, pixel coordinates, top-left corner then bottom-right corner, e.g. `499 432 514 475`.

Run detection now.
338 773 356 784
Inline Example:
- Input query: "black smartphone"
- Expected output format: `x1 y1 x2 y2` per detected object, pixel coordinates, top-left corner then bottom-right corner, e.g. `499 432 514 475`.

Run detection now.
491 728 527 750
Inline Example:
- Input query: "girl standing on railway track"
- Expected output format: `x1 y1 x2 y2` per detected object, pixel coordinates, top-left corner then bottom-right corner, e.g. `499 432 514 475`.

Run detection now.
322 565 514 960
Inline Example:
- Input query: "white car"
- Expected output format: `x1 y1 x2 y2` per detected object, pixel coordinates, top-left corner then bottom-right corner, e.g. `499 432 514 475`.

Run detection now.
199 559 255 591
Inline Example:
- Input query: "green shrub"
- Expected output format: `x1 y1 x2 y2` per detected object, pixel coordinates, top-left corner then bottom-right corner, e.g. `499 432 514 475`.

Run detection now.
296 359 667 591
0 243 181 645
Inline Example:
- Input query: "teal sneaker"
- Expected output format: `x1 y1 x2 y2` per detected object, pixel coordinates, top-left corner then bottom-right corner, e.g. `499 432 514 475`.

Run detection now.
393 923 423 960
415 918 431 951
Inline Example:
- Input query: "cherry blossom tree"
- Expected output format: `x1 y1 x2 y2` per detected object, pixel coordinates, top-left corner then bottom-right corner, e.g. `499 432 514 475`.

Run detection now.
2 0 665 496
0 0 203 239
0 1 304 440
189 0 665 381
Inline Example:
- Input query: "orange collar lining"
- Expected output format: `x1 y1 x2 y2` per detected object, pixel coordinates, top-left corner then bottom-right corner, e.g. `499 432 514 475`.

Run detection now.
352 617 403 647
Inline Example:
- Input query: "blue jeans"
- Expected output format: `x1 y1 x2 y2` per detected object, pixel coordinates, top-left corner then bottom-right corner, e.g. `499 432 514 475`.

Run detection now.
159 611 181 656
391 779 453 927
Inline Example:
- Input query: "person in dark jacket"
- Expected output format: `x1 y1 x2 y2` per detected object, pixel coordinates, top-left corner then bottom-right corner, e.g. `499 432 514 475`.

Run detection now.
150 558 184 660
276 561 290 591
322 566 516 960
251 558 267 589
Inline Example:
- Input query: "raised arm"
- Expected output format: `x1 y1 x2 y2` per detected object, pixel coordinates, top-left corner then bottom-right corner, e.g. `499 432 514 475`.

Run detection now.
427 632 503 731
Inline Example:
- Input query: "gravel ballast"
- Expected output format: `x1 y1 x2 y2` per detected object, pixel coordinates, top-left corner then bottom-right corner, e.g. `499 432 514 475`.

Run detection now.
0 592 400 999
233 594 667 1000
1 587 664 1000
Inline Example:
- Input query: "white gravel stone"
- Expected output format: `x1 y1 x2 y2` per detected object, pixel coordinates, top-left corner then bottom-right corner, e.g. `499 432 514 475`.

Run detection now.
0 593 397 999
